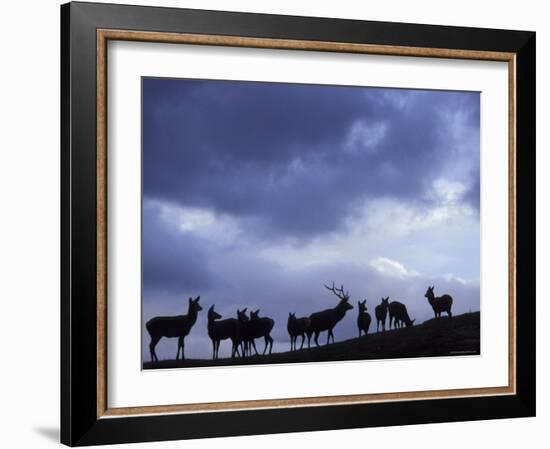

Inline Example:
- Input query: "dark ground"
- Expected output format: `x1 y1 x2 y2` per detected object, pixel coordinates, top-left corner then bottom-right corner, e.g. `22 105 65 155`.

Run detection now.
143 312 480 370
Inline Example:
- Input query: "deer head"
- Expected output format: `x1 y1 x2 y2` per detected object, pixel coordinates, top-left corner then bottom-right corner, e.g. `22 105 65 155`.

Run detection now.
358 299 367 313
208 305 222 321
250 309 260 320
425 286 435 300
381 296 389 307
324 282 353 310
188 296 202 313
288 312 296 320
237 308 249 323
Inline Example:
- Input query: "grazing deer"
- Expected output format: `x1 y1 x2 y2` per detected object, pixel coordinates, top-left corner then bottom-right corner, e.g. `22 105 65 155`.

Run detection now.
375 297 389 332
245 309 275 356
388 301 415 329
425 285 453 318
287 313 310 351
207 305 241 360
146 296 202 362
357 299 372 337
307 283 353 347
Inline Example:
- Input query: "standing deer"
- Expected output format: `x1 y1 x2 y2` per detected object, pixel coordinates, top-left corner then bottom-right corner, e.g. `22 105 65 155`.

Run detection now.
287 313 310 351
236 308 250 356
207 305 241 360
246 309 275 356
357 299 372 337
388 300 415 329
307 283 353 347
146 296 202 362
375 297 389 332
425 285 453 318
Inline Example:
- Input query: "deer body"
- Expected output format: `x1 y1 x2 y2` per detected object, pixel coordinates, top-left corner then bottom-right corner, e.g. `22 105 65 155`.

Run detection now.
357 300 372 337
146 296 202 362
388 301 415 328
207 305 241 360
236 309 251 357
425 286 453 318
307 283 353 347
246 310 275 356
287 313 310 351
375 297 389 332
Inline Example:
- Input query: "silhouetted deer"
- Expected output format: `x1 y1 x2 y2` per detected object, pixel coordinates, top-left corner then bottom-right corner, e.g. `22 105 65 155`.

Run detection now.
146 296 202 362
375 297 389 332
287 313 310 351
425 285 453 318
236 308 250 356
388 300 415 329
207 305 241 360
307 283 353 347
245 309 275 356
357 299 372 337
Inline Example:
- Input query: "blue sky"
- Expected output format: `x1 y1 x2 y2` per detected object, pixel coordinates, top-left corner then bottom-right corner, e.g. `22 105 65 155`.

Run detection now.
142 78 480 361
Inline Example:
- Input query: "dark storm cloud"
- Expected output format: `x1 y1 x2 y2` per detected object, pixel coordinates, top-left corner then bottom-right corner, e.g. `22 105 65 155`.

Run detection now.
143 78 480 239
142 200 219 293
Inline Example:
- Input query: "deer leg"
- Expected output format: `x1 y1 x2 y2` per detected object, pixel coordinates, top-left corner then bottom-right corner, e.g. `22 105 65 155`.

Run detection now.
300 334 305 350
263 336 268 355
314 331 320 347
150 336 160 362
269 336 274 355
249 339 257 356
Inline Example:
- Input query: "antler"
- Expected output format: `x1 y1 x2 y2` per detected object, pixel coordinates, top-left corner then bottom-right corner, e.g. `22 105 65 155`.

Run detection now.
323 282 350 300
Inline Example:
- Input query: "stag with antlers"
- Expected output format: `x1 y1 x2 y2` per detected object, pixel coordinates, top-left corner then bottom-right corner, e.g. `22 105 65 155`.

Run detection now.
306 282 353 347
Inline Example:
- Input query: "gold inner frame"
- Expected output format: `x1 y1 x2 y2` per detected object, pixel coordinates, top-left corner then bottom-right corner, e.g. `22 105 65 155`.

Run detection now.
96 29 517 419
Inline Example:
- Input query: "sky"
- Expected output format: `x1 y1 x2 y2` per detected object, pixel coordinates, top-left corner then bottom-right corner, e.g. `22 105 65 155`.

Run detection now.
141 77 480 361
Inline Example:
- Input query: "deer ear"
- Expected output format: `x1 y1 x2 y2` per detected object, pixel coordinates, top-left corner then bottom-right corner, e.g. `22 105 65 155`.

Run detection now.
188 297 192 304
195 296 201 302
243 307 247 313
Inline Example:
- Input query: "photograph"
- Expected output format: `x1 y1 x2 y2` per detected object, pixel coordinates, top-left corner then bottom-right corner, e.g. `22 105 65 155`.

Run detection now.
57 1 536 445
141 78 481 369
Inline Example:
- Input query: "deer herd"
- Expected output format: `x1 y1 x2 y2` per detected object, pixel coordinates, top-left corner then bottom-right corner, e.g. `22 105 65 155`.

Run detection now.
146 283 454 362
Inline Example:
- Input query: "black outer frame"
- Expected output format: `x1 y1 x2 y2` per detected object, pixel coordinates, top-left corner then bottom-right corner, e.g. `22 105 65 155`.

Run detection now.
60 1 535 446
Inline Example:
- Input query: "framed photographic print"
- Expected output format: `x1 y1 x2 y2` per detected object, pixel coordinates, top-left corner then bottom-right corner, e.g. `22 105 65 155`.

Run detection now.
61 1 536 446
